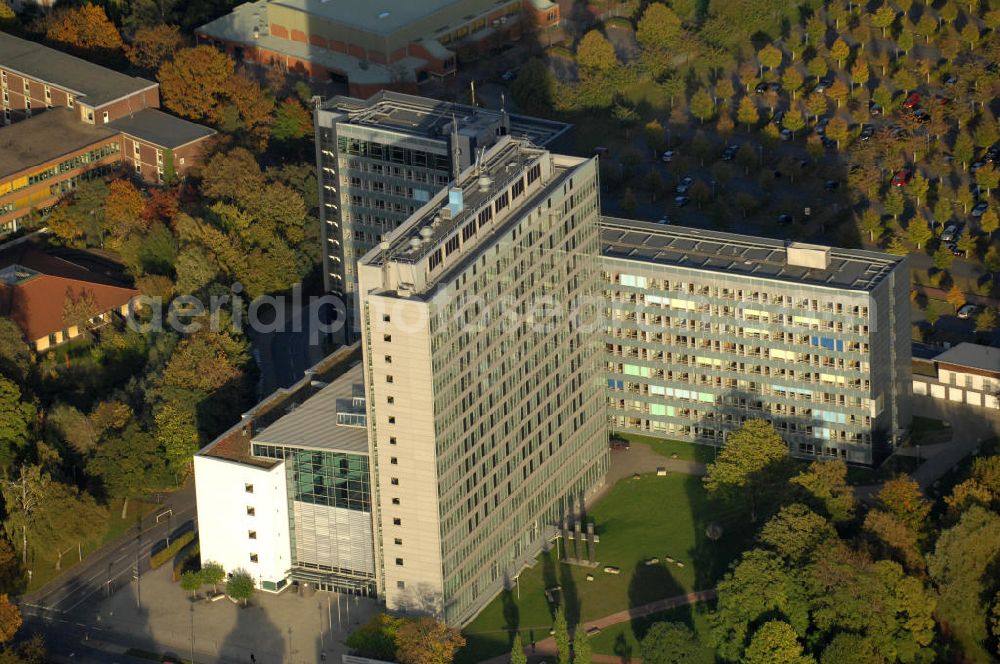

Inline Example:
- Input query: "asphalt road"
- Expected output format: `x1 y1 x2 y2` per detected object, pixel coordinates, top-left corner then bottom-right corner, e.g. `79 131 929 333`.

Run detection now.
21 484 196 617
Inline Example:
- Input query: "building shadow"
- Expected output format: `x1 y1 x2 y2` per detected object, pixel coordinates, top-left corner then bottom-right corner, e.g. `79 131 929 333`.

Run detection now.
217 594 286 663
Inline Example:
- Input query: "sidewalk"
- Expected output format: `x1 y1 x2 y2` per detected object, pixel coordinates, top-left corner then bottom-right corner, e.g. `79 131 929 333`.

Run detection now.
908 395 1000 489
481 590 717 664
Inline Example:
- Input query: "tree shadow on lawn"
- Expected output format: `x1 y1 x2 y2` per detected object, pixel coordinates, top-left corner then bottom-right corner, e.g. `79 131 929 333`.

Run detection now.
626 560 689 644
682 473 755 590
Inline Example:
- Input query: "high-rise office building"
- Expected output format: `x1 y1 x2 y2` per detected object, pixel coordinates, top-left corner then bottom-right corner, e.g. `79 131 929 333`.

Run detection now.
356 137 608 624
601 218 911 465
313 91 570 333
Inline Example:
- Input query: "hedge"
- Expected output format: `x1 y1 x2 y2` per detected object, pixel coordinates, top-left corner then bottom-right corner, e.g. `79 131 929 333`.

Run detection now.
150 530 195 570
172 541 201 582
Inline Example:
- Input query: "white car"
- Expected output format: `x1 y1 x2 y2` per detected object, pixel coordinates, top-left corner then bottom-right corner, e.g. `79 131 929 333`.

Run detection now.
957 304 980 319
676 177 694 194
661 150 675 162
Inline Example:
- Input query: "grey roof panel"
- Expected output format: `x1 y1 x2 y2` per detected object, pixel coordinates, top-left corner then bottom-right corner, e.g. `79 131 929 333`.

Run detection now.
0 108 118 178
252 362 369 455
934 342 1000 373
109 108 215 149
0 32 155 107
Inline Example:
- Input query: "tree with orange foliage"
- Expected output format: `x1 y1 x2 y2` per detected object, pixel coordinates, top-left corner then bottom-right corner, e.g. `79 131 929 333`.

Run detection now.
0 593 21 643
158 45 234 122
103 179 148 247
126 24 184 70
45 4 123 58
946 283 966 313
394 617 465 664
223 72 275 150
143 188 180 224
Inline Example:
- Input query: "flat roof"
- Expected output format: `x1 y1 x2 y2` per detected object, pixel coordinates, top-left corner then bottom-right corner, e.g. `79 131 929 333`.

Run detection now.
267 0 493 35
599 218 903 292
377 138 547 265
109 108 216 149
252 361 369 454
934 342 1000 374
198 344 365 465
197 1 427 83
0 32 156 107
324 90 571 148
0 108 118 179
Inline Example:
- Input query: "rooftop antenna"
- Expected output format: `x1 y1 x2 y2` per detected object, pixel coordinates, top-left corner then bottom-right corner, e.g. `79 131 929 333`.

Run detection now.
499 93 510 136
450 114 461 182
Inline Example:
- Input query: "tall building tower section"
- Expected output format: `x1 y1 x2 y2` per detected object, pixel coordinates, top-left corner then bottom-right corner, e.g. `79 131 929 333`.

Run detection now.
313 91 570 335
357 138 608 624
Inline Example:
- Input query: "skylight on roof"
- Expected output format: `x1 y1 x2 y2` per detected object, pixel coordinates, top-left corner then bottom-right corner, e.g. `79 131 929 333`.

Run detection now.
0 264 39 285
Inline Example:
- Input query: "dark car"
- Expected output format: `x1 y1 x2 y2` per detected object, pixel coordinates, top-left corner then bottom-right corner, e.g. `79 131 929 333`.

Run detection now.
674 195 691 207
973 201 990 217
824 179 840 191
777 214 793 224
913 108 930 123
771 110 785 125
972 160 986 172
815 116 830 135
941 222 961 243
860 124 875 141
721 144 740 161
821 136 837 149
768 82 782 92
891 126 908 139
903 92 921 109
944 74 958 86
815 75 835 92
755 82 769 94
891 168 913 187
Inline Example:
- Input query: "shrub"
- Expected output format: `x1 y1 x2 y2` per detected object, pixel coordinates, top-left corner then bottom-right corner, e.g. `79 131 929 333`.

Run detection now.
150 530 195 570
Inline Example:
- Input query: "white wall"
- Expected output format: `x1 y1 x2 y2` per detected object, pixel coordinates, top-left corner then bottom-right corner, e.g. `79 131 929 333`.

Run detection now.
193 454 291 591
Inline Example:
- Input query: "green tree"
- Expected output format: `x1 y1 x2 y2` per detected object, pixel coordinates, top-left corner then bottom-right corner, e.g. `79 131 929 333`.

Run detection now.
743 620 814 664
0 318 30 383
954 130 975 170
850 60 870 90
863 509 925 573
511 58 555 115
346 614 405 661
981 207 999 239
933 197 953 226
270 97 313 142
915 13 937 42
155 404 200 478
878 476 930 536
884 187 904 222
705 419 790 522
180 569 202 598
957 232 977 259
907 217 932 249
782 109 805 137
554 606 570 664
0 378 33 470
87 425 167 518
859 209 885 243
738 96 760 131
872 1 896 36
961 23 980 49
805 15 826 45
1 466 47 565
226 568 255 606
925 300 941 327
831 38 850 68
933 245 955 271
806 56 827 80
819 632 885 664
200 560 225 593
976 308 997 334
825 117 848 148
928 506 1000 663
976 163 1000 196
620 188 638 215
805 90 828 121
640 622 709 664
782 67 803 99
690 88 715 124
636 3 682 50
790 460 856 524
986 246 1000 274
759 503 836 563
887 234 908 256
510 632 527 664
572 627 591 664
576 30 617 77
758 44 783 71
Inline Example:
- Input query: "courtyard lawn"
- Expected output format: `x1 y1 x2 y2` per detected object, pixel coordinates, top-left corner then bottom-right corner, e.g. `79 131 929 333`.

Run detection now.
615 433 717 464
457 473 751 663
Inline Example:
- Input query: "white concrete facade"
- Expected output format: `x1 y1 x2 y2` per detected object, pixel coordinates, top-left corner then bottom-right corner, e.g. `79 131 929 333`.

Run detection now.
193 454 292 592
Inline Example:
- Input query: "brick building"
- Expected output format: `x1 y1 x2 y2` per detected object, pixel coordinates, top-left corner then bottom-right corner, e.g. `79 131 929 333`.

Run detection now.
197 0 559 96
0 33 215 235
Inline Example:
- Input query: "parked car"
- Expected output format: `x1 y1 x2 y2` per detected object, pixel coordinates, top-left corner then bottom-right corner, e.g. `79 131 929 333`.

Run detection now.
777 213 793 224
944 74 958 86
824 179 840 191
891 168 913 187
903 92 921 109
972 201 990 217
675 176 694 194
891 126 908 139
947 240 963 256
721 144 740 161
913 108 930 123
941 222 961 243
674 195 691 207
500 69 518 82
815 75 835 92
780 128 793 141
958 304 981 319
768 82 782 92
755 82 769 94
771 110 785 125
869 102 883 116
657 216 671 225
661 150 675 163
821 136 837 149
815 116 830 135
860 124 875 141
971 160 986 172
